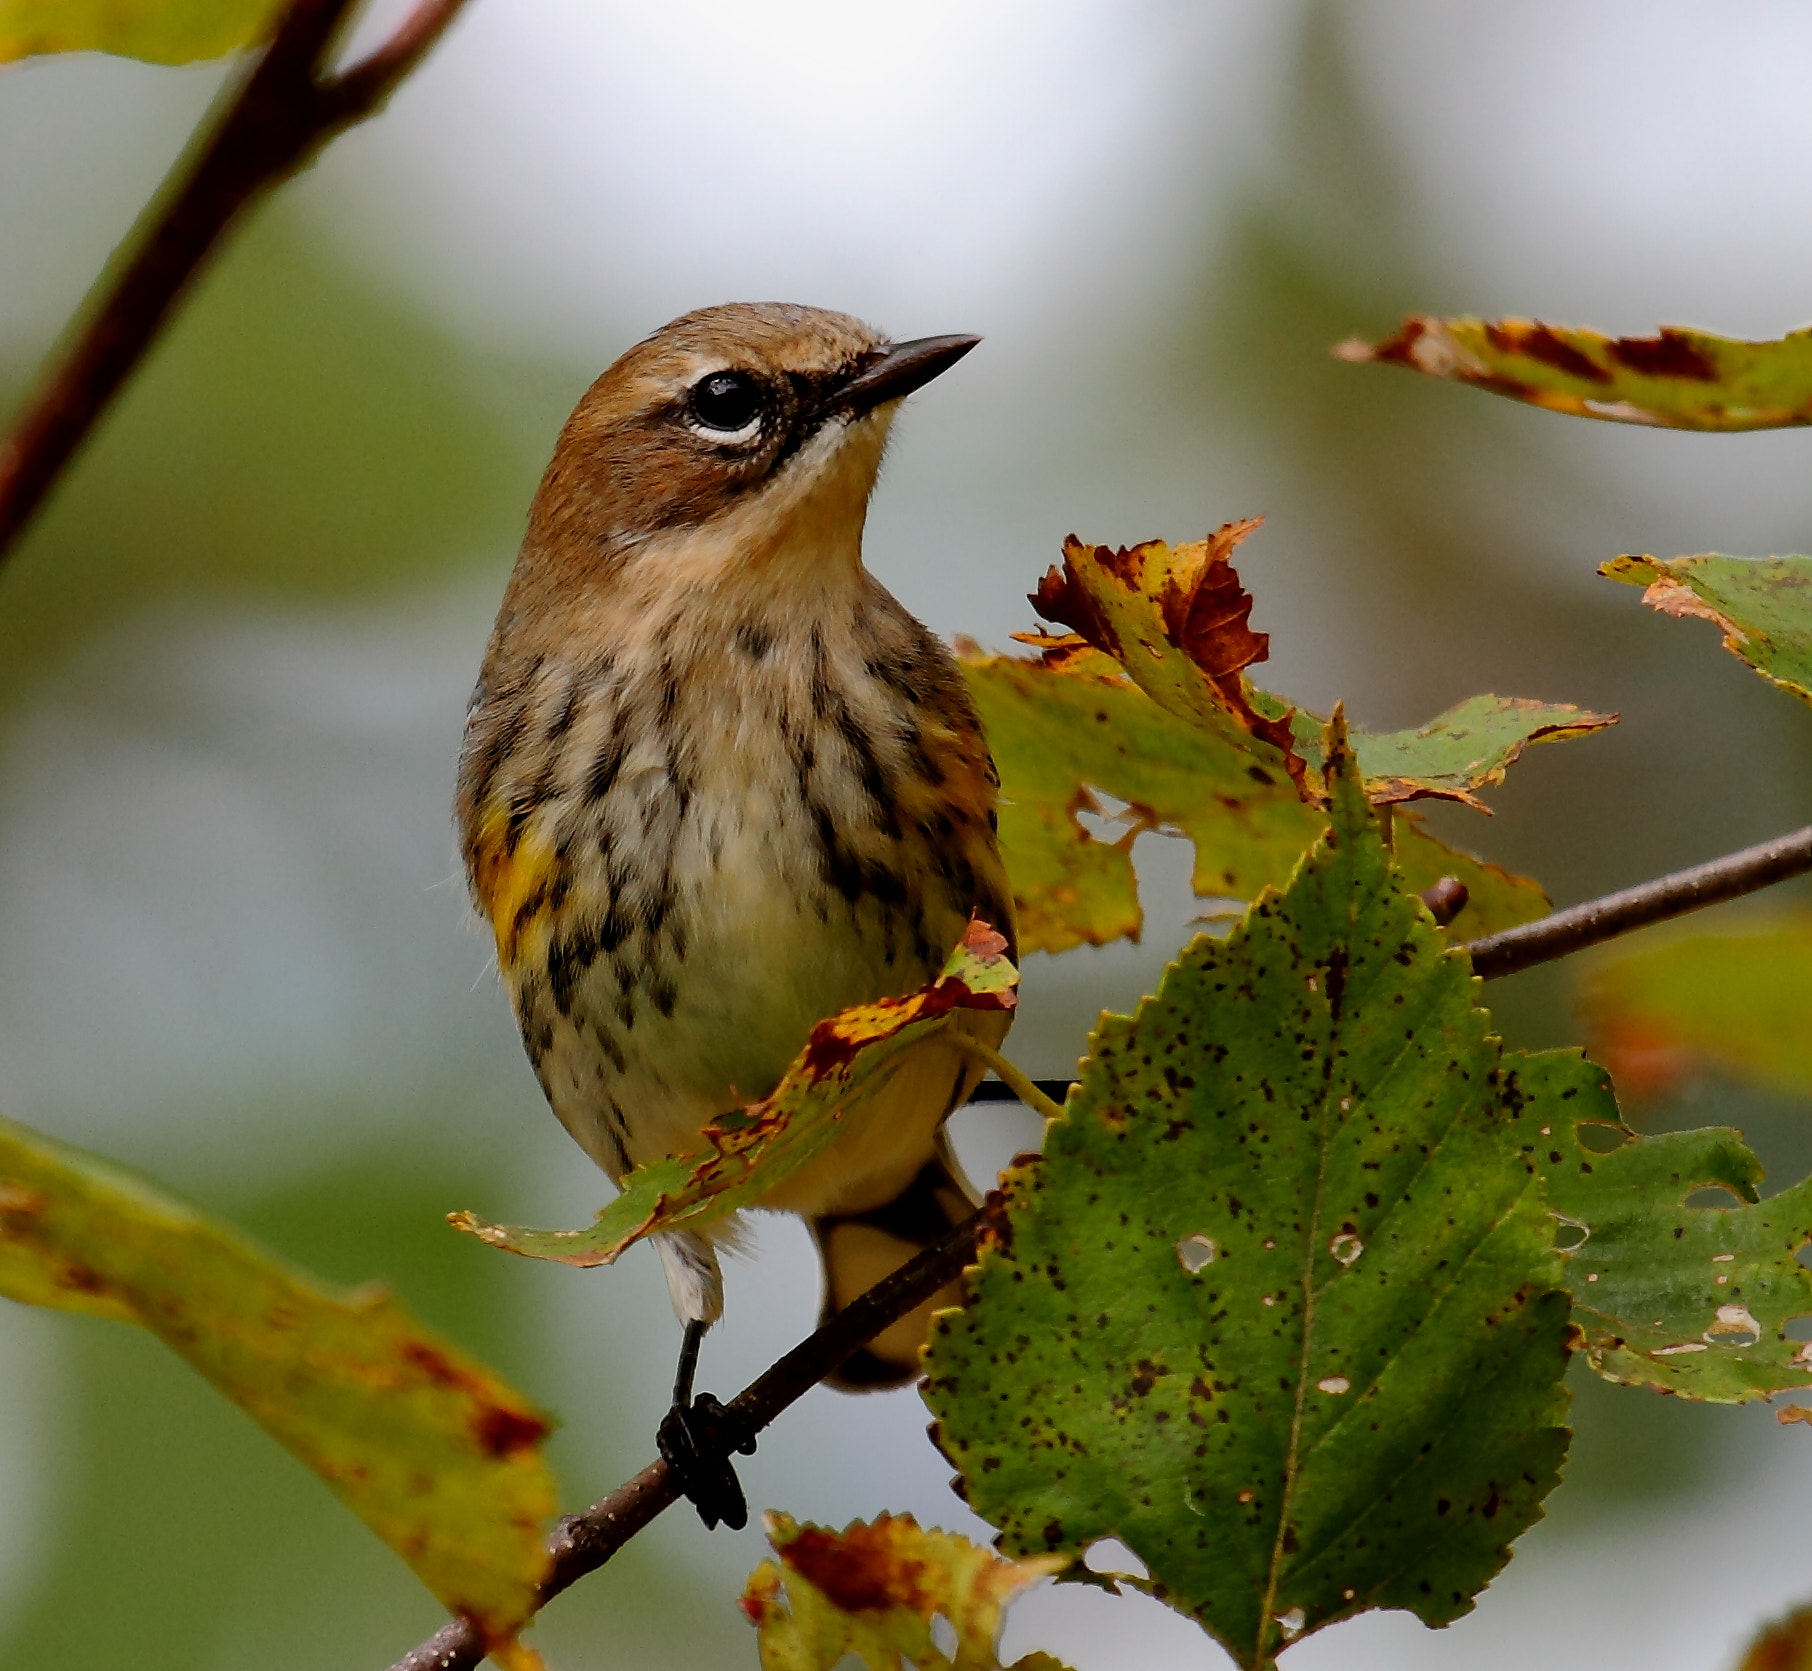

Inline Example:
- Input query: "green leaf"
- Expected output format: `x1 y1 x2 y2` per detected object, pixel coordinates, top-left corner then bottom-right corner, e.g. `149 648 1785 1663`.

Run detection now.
1578 914 1812 1102
1338 317 1812 431
1329 693 1617 812
923 717 1572 1670
0 1114 556 1644
0 0 284 63
740 1512 1071 1671
453 921 1018 1266
1520 1050 1812 1402
963 645 1551 954
1601 553 1812 707
1023 524 1614 813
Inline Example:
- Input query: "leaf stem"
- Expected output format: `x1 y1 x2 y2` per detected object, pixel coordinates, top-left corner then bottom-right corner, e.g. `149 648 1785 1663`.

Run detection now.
0 0 471 565
952 1038 1069 1122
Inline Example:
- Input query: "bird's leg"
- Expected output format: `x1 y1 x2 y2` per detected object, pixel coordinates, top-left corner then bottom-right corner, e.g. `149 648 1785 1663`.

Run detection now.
657 1318 755 1531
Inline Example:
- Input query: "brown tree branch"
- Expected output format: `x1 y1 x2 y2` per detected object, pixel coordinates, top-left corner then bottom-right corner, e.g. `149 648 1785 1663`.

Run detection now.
1465 823 1812 980
0 0 471 564
381 820 1812 1668
386 1199 1000 1671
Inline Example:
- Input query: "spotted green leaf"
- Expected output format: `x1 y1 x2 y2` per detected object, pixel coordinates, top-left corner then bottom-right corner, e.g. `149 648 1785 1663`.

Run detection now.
1521 1050 1812 1401
923 718 1572 1670
740 1512 1070 1671
1602 553 1812 707
0 0 283 63
453 921 1017 1266
1339 317 1812 431
964 646 1551 954
0 1113 555 1645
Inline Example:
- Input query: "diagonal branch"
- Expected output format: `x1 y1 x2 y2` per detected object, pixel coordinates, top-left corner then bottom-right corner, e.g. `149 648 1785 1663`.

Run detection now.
379 819 1812 1668
385 1197 1002 1671
1464 823 1812 979
0 0 471 565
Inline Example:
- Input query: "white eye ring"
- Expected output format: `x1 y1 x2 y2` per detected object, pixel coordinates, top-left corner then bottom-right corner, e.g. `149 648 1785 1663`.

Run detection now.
684 412 762 445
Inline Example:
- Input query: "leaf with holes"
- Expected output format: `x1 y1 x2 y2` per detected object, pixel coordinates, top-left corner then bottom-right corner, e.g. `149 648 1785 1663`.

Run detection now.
1578 914 1812 1102
0 0 284 63
1518 1050 1812 1401
0 1114 555 1645
739 1512 1071 1671
1338 317 1812 431
963 645 1551 953
453 920 1017 1266
1602 553 1812 707
1023 525 1613 814
923 716 1572 1670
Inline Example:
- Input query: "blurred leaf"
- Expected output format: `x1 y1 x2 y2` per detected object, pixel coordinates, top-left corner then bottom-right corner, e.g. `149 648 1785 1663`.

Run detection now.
1340 317 1812 431
1740 1602 1812 1671
0 1113 555 1644
1029 525 1614 809
1 213 563 706
1577 915 1812 1102
740 1512 1069 1671
453 920 1017 1266
1602 553 1812 708
923 719 1572 1669
964 644 1549 954
1523 1051 1812 1402
0 0 282 63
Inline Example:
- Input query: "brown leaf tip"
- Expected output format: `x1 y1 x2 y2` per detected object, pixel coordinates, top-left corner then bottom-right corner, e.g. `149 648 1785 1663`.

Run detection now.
1030 548 1113 655
780 1516 930 1614
960 915 1009 962
1160 518 1270 681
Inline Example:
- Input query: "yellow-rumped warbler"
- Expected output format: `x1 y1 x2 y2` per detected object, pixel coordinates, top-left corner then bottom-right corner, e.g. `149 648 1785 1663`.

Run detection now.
455 303 1015 1522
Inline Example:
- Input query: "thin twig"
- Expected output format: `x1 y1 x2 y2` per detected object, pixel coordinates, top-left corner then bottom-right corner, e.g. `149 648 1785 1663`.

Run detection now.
384 1200 999 1671
383 818 1812 1666
1465 823 1812 980
0 0 470 564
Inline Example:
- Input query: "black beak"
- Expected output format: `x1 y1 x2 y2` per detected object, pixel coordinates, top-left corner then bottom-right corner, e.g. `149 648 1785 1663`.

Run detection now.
838 334 981 417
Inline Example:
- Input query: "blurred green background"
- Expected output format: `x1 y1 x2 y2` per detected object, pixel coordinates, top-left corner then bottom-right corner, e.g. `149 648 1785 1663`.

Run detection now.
2 3 1811 1668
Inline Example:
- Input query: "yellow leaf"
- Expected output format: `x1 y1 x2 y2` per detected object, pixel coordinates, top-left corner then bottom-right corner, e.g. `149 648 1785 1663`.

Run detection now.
963 646 1550 954
741 1511 1071 1671
0 0 285 64
0 1114 555 1644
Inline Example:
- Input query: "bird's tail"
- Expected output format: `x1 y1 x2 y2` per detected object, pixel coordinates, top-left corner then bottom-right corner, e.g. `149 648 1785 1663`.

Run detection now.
810 1136 977 1391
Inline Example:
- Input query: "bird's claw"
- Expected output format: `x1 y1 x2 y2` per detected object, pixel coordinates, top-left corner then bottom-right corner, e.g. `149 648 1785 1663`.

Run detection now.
658 1392 755 1531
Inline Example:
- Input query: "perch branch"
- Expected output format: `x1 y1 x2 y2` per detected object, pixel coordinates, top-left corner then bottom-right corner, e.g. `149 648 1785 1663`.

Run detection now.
384 1198 1000 1671
0 0 470 564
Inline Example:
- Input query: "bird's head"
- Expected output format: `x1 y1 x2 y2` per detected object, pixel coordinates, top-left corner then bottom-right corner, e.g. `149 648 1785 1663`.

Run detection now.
516 303 977 609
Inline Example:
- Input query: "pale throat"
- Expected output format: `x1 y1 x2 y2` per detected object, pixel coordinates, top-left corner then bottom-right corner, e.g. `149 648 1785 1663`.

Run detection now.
643 409 895 607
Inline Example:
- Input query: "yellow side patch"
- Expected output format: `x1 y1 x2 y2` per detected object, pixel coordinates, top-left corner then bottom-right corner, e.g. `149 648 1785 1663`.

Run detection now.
471 806 557 972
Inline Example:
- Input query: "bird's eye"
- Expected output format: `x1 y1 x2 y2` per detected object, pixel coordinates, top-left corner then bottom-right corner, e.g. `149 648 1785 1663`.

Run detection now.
686 370 763 438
